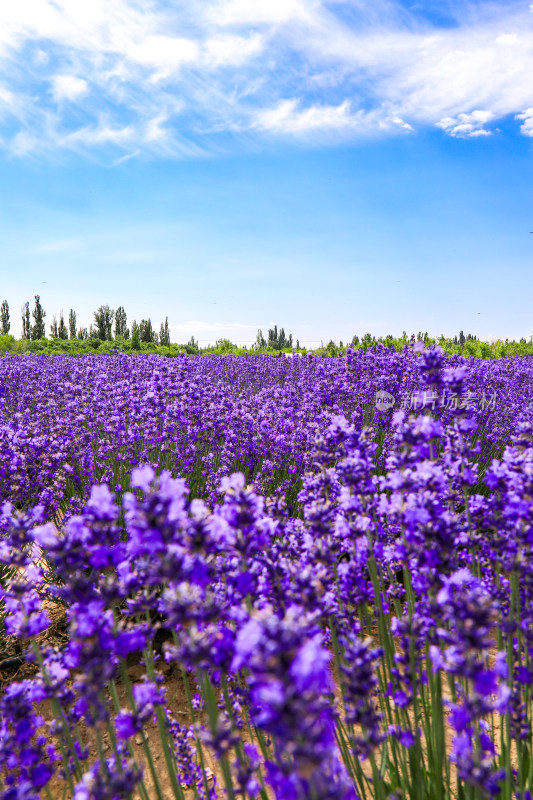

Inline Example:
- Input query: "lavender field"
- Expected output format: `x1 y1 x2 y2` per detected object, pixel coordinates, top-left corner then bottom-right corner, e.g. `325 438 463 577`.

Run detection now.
1 346 533 800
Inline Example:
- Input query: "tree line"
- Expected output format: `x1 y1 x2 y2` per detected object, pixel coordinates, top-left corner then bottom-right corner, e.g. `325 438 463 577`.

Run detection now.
254 325 299 351
2 298 498 358
0 298 171 347
1 298 298 352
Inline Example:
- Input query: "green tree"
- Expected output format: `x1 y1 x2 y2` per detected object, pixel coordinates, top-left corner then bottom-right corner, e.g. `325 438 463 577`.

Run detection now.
93 305 114 340
187 335 199 353
50 315 58 338
115 306 129 338
139 318 156 343
215 338 237 354
58 312 68 340
21 302 31 339
131 320 141 350
479 341 492 359
31 295 46 340
68 310 77 339
361 332 374 350
267 324 294 350
268 325 278 349
159 316 170 347
0 300 9 334
254 329 267 349
77 326 88 340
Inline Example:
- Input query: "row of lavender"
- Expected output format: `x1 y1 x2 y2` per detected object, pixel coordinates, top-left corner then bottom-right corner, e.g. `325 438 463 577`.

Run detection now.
0 347 530 517
1 348 533 798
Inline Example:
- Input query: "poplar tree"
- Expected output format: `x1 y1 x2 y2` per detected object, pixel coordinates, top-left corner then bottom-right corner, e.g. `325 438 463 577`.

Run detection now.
139 318 156 343
69 310 77 339
267 324 294 350
254 329 267 349
115 306 129 338
0 300 9 334
131 320 141 350
58 312 68 340
31 296 46 340
21 303 31 339
93 305 114 340
159 316 170 347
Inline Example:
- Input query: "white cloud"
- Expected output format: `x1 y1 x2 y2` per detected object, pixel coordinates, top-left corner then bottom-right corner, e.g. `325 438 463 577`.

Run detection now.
436 110 493 137
0 84 16 110
145 113 170 144
11 131 39 155
251 100 415 138
171 320 258 331
516 107 533 137
50 74 88 102
206 0 312 27
63 122 134 147
203 33 263 67
253 99 356 133
125 35 199 81
168 319 260 344
0 0 533 157
391 116 413 131
495 33 518 45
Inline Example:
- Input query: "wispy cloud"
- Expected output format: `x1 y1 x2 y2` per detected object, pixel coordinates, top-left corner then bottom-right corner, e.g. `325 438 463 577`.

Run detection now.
251 99 416 138
203 33 264 67
170 320 259 332
0 0 532 158
112 149 141 167
168 319 260 344
0 84 17 114
62 122 134 147
253 99 354 134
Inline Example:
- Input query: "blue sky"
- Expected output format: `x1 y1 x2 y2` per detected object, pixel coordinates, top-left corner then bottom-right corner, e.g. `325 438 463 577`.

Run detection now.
0 0 532 345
